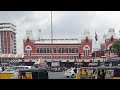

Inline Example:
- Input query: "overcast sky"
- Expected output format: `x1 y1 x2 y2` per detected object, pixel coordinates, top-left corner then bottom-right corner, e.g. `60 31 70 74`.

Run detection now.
0 11 120 54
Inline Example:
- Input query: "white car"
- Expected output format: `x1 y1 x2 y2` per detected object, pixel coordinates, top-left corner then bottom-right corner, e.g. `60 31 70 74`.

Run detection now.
0 67 2 72
65 68 80 78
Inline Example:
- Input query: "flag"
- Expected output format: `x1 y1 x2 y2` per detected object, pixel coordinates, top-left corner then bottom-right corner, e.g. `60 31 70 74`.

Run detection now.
95 31 98 41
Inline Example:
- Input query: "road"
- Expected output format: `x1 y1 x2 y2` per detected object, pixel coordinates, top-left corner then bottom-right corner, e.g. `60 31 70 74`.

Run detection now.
48 71 75 79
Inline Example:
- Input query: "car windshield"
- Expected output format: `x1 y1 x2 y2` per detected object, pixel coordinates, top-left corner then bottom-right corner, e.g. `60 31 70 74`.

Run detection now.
67 68 73 71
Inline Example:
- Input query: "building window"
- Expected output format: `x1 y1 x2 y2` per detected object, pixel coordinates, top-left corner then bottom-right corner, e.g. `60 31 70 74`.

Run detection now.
64 56 66 59
59 48 61 53
62 56 64 59
72 48 75 53
26 50 31 56
40 48 43 53
61 48 64 53
53 56 55 59
44 56 46 59
47 48 50 53
69 48 71 53
25 46 32 56
44 48 46 53
50 48 52 53
58 56 60 59
74 56 76 59
55 56 57 59
65 48 69 53
76 56 79 59
75 48 78 53
84 47 89 56
36 48 39 53
53 48 56 53
67 56 69 59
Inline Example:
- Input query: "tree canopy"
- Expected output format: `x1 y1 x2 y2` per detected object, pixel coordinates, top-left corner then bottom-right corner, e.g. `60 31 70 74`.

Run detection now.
110 39 120 57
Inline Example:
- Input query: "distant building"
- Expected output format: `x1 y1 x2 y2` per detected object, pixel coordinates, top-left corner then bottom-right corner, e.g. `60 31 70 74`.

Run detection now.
0 23 17 54
23 30 93 67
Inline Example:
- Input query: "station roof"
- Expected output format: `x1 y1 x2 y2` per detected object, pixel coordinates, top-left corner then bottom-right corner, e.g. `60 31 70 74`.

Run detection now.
34 38 81 44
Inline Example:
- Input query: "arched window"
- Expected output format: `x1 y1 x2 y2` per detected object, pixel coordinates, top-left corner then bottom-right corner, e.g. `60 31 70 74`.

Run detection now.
84 47 89 56
25 46 32 56
83 45 90 56
107 44 114 55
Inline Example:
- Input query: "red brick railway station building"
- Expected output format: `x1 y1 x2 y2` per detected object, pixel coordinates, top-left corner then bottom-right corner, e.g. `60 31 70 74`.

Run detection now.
23 30 93 67
23 28 120 67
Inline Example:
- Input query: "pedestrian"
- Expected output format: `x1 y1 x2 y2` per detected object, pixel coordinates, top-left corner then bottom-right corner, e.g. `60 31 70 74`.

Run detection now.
84 69 88 79
74 68 77 74
100 69 106 79
11 69 19 79
97 70 101 79
105 71 110 79
22 72 27 79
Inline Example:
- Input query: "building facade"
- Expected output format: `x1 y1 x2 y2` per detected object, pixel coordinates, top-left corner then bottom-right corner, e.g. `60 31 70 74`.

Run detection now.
100 28 119 66
23 30 92 67
0 23 17 54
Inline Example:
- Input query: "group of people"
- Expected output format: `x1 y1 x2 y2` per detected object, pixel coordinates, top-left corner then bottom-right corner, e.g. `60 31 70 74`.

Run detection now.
97 70 112 79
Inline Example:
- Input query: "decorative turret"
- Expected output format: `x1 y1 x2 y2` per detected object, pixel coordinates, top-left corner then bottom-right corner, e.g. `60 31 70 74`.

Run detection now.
80 29 92 60
105 28 117 40
24 30 34 41
81 29 91 40
37 29 42 41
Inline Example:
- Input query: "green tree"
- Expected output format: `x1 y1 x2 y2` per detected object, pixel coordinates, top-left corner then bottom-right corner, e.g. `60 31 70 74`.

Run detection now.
110 39 120 57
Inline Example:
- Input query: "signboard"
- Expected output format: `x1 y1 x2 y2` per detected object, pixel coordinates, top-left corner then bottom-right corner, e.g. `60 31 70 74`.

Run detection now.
109 57 120 60
51 62 60 67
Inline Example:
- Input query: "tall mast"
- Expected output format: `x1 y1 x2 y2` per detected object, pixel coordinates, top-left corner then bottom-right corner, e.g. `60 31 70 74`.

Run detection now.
51 11 53 63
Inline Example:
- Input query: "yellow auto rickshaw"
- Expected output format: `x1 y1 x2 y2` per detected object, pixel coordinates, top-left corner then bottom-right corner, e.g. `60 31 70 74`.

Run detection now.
97 66 120 79
76 67 98 79
77 66 120 79
0 68 48 79
18 68 48 79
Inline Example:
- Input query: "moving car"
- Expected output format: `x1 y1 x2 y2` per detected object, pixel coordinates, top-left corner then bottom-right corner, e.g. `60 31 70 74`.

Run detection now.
65 68 80 78
0 67 2 72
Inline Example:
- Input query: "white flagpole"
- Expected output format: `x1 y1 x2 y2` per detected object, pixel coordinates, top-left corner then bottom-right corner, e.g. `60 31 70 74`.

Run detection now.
51 11 54 64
